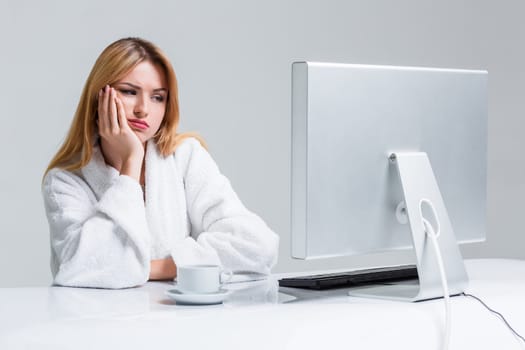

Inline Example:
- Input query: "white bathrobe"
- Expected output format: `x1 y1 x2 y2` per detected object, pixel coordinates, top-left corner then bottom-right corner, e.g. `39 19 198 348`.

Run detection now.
42 137 279 289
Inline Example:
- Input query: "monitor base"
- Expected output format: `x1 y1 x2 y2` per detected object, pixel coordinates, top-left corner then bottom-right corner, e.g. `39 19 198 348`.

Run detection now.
351 152 469 302
348 282 462 302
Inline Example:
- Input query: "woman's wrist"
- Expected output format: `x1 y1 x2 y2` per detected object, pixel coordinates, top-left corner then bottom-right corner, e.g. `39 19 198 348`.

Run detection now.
120 155 143 182
149 258 177 280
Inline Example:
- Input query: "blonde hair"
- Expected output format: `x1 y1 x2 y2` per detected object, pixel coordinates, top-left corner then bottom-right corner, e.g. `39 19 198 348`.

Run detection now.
45 37 205 176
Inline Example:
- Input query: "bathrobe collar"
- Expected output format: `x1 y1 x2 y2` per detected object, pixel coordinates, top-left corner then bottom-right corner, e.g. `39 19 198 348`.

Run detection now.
81 144 120 198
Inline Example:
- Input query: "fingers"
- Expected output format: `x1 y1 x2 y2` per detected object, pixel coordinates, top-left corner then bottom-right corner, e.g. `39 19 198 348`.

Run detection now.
109 88 119 133
97 86 109 132
98 85 123 136
115 96 129 131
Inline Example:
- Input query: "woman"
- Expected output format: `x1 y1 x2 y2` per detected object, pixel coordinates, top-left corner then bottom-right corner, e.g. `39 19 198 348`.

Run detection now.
42 37 279 289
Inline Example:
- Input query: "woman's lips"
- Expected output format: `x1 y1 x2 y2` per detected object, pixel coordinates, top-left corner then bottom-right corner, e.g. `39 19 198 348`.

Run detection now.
128 119 149 130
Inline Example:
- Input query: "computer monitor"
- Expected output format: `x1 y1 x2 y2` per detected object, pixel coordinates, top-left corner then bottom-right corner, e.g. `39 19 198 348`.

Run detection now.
291 62 487 301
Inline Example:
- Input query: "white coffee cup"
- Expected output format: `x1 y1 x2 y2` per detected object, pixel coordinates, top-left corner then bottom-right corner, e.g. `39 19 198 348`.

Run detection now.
176 265 233 294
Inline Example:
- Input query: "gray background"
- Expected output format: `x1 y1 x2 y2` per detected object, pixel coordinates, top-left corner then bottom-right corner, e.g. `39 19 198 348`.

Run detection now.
2 0 524 287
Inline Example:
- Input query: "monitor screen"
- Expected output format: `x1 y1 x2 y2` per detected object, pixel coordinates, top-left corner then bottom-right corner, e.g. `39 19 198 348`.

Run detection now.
291 62 487 260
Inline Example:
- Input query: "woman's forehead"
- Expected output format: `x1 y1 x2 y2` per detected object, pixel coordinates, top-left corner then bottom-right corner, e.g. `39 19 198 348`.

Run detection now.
117 61 167 89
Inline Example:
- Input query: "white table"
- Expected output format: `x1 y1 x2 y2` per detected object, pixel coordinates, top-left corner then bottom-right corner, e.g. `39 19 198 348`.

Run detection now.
1 259 524 349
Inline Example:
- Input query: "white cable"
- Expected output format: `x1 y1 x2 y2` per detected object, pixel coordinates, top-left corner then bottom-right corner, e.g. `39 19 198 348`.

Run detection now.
420 199 451 350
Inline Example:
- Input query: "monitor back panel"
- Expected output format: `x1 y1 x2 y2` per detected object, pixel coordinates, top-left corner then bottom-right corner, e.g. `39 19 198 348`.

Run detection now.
291 62 488 259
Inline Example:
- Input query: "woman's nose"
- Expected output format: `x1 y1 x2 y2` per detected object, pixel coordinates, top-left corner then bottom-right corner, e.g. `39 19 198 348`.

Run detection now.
133 95 149 118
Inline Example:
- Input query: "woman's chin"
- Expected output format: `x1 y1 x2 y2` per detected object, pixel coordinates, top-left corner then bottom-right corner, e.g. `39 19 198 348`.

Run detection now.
134 132 150 145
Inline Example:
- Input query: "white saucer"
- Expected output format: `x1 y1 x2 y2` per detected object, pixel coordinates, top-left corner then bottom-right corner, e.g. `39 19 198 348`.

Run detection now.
165 288 231 305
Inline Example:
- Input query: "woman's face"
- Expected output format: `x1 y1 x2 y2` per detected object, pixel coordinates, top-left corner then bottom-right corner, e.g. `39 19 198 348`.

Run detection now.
112 61 168 144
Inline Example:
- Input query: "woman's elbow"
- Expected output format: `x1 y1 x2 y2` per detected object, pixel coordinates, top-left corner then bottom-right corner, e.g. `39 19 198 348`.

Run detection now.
257 228 280 273
52 260 149 289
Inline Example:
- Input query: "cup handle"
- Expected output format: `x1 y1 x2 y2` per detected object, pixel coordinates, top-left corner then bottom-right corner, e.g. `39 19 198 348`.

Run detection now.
220 269 233 284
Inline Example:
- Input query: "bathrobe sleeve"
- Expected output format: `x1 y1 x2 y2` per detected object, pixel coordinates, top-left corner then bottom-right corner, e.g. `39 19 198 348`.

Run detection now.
42 170 151 289
170 138 279 274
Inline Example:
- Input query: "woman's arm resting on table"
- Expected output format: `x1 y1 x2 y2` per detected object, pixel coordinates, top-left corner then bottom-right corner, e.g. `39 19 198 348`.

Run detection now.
171 139 279 274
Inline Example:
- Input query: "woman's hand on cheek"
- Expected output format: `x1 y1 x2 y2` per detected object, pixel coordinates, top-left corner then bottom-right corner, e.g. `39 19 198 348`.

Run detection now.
97 85 144 181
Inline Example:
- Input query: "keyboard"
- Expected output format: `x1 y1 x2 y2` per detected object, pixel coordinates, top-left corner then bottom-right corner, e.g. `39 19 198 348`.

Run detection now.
278 264 418 290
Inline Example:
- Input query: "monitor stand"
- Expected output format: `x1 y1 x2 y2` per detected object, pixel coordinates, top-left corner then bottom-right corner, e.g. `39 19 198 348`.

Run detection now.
348 152 469 302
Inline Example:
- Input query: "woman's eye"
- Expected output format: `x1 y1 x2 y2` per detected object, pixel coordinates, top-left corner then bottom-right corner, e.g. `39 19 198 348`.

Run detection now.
120 89 136 95
152 95 165 102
